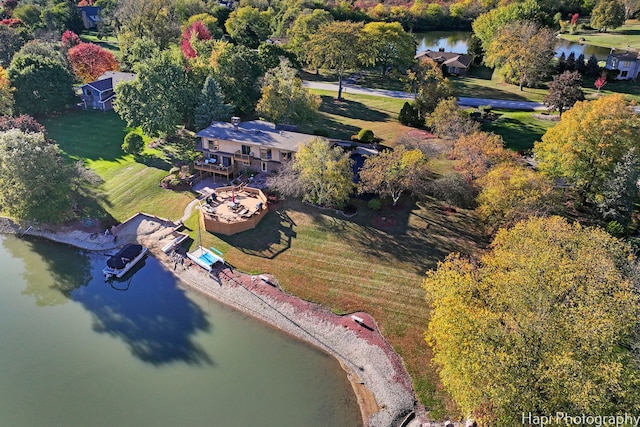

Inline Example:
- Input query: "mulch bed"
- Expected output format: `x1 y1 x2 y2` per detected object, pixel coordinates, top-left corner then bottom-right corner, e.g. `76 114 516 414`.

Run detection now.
372 215 397 229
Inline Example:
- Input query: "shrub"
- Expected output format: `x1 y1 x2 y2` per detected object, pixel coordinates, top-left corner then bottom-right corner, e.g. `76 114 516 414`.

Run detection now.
357 128 374 143
606 221 625 237
398 101 421 127
122 132 144 155
368 198 382 210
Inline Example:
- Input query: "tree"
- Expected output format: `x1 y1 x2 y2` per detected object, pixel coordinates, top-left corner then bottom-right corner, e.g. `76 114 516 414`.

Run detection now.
597 148 639 227
224 6 271 48
256 58 320 125
591 0 626 31
12 4 41 28
213 44 264 116
9 54 76 115
408 57 456 123
484 21 556 90
476 163 556 228
0 66 14 116
429 97 480 140
0 25 25 68
544 70 585 116
472 0 545 51
595 71 608 91
118 36 160 72
0 129 74 222
121 131 144 155
180 21 212 59
423 216 640 425
67 43 119 83
185 13 223 40
114 51 198 136
194 76 233 131
305 21 366 100
587 54 601 77
60 30 81 51
451 131 516 179
534 94 640 204
358 145 430 206
115 0 180 51
361 22 415 75
293 137 353 208
257 42 299 71
0 114 46 135
286 8 333 61
398 101 421 127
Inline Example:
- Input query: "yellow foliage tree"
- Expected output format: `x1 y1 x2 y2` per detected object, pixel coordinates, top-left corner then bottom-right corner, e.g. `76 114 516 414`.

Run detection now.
424 216 640 425
451 131 516 179
0 66 14 115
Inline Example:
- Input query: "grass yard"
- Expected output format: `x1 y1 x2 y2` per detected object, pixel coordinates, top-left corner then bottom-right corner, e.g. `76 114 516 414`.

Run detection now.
481 110 558 151
41 110 193 222
452 66 548 102
79 32 121 58
305 89 413 143
185 196 488 416
559 20 640 51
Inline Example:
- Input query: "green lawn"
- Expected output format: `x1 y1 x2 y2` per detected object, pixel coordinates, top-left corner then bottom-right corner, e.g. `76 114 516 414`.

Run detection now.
185 196 488 416
452 66 548 102
559 19 640 51
481 110 558 151
79 32 121 58
305 89 413 142
41 110 193 222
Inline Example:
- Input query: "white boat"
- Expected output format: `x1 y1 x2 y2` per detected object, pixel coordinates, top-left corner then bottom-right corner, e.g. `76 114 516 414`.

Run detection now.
103 244 148 279
187 246 224 271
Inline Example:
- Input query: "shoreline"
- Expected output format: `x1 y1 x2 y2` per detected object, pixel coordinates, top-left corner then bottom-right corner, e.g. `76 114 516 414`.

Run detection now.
0 215 425 426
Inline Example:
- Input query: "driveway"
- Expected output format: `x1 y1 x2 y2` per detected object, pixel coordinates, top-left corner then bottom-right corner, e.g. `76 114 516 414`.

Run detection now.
303 81 546 111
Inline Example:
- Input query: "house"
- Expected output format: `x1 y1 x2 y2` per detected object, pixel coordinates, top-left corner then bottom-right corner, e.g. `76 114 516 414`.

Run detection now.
79 6 101 30
79 71 136 111
194 118 315 181
415 49 473 76
605 50 640 80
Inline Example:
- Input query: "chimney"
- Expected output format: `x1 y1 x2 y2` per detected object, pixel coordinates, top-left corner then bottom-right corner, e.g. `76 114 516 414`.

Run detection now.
231 116 240 131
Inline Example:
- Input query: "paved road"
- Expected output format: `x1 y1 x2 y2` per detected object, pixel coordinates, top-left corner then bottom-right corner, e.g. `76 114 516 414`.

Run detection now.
303 81 546 111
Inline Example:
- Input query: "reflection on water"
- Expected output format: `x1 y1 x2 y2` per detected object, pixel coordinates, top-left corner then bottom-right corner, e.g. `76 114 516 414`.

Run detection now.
0 234 362 427
415 31 613 60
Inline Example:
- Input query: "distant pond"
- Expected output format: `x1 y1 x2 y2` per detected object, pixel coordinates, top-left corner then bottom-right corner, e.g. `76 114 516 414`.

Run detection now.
415 31 612 60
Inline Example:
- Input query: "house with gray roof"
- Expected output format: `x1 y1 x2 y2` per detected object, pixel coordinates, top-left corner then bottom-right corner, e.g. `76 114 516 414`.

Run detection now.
79 6 101 29
415 49 473 76
605 50 640 80
79 71 136 111
194 118 316 181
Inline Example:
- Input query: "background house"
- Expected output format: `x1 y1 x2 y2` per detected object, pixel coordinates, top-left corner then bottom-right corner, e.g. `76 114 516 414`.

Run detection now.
194 118 315 181
605 50 640 80
415 49 473 76
79 71 136 111
79 6 101 30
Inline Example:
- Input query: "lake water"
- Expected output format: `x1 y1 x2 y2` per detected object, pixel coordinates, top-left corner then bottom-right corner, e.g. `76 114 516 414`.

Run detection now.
415 31 612 60
0 234 361 427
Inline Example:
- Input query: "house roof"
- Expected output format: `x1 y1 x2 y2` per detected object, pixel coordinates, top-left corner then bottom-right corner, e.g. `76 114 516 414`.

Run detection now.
196 120 315 152
609 50 640 61
81 72 137 93
415 50 473 69
79 6 101 22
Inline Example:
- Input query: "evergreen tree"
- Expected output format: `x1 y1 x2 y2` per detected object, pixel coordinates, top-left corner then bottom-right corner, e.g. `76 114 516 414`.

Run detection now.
566 51 576 71
597 148 640 227
587 54 601 77
555 52 566 74
576 53 587 74
194 76 233 131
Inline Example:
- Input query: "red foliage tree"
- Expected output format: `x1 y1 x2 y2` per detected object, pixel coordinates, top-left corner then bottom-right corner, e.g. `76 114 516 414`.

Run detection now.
61 30 81 50
180 21 212 59
0 18 22 27
570 13 580 25
595 73 607 92
67 43 119 83
0 115 47 137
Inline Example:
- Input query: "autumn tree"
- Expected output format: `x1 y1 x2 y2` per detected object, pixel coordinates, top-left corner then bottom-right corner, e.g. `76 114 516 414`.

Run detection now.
591 0 626 32
358 145 430 206
451 132 516 179
428 97 480 140
305 21 367 100
476 163 556 229
286 8 333 61
407 57 455 123
256 58 320 125
0 25 25 67
543 70 585 116
115 0 180 51
595 72 608 91
114 51 198 136
361 22 415 75
67 43 119 83
424 216 640 425
0 114 47 135
0 66 14 116
60 30 81 50
292 137 353 208
534 94 640 204
485 21 556 90
194 76 232 131
180 21 212 60
472 0 545 51
0 129 75 222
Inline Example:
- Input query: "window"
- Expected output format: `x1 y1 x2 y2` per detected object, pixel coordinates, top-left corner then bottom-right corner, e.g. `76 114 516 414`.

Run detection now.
623 61 631 68
261 161 267 172
210 139 219 150
222 156 232 167
241 145 251 155
260 148 272 160
281 151 292 161
621 71 628 77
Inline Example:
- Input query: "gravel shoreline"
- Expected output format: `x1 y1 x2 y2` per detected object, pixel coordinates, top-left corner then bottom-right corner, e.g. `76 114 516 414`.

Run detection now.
1 215 426 426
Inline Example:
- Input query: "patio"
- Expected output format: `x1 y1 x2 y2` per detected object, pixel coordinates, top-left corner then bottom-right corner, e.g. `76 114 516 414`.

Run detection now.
199 185 269 235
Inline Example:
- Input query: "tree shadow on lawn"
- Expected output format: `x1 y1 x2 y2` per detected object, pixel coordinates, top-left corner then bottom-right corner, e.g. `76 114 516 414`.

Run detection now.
215 210 297 259
136 153 173 170
319 95 391 121
481 118 545 152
